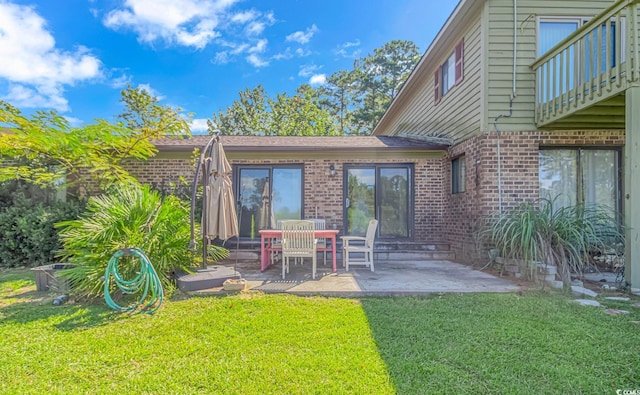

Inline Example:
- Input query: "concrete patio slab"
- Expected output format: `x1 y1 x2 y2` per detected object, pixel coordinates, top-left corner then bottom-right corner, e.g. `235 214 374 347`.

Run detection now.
188 259 521 297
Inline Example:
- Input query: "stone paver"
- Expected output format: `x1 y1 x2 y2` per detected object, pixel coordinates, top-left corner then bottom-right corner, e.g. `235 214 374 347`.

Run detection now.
573 299 602 307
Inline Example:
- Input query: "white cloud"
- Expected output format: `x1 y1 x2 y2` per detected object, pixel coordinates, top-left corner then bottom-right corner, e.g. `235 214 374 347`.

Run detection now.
137 83 164 100
190 118 209 134
295 48 312 57
263 11 275 25
103 1 278 69
230 43 249 54
212 38 267 66
309 74 326 86
230 10 258 24
298 64 321 77
64 116 85 127
272 48 293 61
335 39 361 58
111 73 133 88
0 2 102 112
213 51 230 64
246 54 268 67
245 21 265 35
103 0 238 49
248 39 267 53
285 24 318 44
3 84 69 111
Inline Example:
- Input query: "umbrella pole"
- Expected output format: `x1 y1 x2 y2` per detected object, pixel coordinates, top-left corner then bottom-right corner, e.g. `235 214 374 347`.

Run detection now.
235 199 242 277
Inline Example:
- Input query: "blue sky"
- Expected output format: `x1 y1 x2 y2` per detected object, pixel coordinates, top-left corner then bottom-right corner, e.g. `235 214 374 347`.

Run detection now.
0 0 459 133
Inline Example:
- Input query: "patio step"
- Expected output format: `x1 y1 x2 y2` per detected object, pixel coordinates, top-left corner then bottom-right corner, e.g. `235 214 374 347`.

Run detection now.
374 250 456 262
373 241 454 261
223 241 454 263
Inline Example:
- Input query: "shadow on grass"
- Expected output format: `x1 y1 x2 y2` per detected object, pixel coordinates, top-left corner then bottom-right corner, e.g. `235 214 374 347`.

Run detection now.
0 267 174 330
1 287 117 331
360 293 640 394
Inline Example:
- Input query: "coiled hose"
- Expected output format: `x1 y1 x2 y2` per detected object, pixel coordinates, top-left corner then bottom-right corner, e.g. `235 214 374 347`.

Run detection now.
104 248 163 314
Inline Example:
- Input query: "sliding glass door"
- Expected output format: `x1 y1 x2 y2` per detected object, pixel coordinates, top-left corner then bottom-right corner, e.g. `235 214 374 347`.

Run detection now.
345 164 412 239
539 148 620 212
236 166 303 238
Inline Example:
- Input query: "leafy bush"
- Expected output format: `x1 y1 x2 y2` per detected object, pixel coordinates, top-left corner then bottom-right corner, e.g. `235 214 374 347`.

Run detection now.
486 198 623 286
57 183 222 297
0 192 84 268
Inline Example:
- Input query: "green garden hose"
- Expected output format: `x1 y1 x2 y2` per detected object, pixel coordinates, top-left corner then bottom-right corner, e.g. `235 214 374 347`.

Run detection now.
104 248 163 314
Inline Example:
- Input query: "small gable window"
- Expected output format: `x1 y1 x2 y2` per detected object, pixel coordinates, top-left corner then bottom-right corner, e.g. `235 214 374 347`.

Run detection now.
435 38 464 104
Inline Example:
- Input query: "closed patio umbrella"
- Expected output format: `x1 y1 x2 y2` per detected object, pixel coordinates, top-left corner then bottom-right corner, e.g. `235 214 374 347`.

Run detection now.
204 141 238 241
190 134 239 268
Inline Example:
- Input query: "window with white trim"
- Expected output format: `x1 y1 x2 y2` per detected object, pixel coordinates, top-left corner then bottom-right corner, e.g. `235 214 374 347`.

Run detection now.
435 38 464 104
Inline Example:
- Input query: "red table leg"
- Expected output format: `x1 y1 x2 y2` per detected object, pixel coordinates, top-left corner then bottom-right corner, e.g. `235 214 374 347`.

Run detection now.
331 234 337 272
260 233 267 271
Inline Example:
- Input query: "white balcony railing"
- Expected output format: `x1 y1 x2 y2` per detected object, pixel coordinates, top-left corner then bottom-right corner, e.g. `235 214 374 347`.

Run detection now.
532 0 640 126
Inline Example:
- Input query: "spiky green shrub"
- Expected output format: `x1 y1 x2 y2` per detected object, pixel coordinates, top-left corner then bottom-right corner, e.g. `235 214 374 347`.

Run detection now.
57 183 227 297
486 198 623 286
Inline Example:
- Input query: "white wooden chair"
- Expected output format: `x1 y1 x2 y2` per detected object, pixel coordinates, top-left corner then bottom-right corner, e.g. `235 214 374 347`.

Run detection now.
341 219 378 272
306 218 328 265
281 220 318 279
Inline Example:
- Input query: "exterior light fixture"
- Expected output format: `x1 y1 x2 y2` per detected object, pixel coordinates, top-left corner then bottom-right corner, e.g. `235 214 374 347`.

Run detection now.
329 164 336 176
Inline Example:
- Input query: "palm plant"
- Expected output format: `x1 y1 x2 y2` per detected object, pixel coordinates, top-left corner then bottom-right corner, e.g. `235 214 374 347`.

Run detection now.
486 197 623 286
57 183 228 297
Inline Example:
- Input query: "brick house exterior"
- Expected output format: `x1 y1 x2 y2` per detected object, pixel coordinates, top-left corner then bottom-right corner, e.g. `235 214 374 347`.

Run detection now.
370 0 638 286
134 135 448 249
130 0 639 284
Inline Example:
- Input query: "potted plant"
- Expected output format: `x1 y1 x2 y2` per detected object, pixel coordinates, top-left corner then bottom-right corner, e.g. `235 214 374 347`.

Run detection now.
485 197 623 287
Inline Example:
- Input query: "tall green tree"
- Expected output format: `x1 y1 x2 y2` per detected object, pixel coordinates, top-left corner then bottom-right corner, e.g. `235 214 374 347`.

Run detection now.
211 40 420 136
211 84 339 136
119 84 190 137
270 85 339 136
318 70 357 135
210 85 270 135
349 40 420 135
0 86 189 191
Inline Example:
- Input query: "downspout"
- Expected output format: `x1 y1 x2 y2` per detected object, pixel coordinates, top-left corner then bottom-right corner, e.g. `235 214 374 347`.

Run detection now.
493 0 518 213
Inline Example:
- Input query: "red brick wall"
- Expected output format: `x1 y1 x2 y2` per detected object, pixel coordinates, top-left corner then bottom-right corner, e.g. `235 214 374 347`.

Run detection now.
443 129 625 263
125 155 446 241
126 129 623 262
125 158 197 189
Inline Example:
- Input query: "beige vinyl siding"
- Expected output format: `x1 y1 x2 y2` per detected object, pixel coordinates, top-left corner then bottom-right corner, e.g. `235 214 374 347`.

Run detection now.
484 0 619 131
387 15 483 144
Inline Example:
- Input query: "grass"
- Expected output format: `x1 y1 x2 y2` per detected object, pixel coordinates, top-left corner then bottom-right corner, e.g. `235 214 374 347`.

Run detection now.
1 268 639 394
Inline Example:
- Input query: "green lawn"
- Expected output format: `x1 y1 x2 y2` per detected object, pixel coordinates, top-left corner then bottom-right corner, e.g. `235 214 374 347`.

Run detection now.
1 268 639 394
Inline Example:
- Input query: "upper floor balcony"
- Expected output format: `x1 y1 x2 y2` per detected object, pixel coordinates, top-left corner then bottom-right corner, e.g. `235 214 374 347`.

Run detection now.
532 0 640 129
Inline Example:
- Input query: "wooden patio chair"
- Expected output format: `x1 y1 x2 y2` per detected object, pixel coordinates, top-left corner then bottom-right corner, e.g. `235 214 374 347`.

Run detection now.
281 220 318 279
341 219 378 272
306 218 328 265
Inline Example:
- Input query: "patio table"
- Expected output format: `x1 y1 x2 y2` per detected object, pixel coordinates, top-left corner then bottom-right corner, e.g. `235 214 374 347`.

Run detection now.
259 229 339 273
